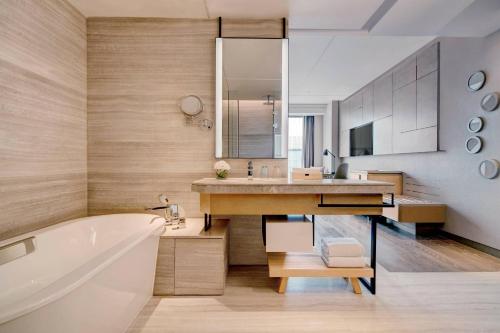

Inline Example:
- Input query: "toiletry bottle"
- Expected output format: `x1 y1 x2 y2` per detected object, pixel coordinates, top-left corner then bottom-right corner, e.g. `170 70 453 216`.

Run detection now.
248 160 254 180
260 165 269 178
273 166 281 178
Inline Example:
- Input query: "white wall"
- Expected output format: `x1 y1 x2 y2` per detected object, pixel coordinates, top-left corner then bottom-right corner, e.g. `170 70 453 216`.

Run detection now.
313 115 323 167
323 101 339 173
343 31 500 250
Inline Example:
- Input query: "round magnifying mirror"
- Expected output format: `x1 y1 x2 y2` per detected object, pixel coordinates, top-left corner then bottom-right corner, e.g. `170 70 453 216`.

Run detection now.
465 136 482 154
479 159 499 179
179 95 203 117
467 116 483 133
467 71 486 91
480 92 499 112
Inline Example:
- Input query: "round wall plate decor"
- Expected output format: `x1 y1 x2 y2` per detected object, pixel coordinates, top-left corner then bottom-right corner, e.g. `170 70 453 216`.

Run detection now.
467 116 484 133
465 136 483 154
480 92 499 112
479 159 499 179
467 71 486 91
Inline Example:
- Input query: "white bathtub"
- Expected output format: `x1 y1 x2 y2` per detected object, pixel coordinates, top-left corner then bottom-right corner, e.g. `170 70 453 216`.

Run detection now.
0 214 165 333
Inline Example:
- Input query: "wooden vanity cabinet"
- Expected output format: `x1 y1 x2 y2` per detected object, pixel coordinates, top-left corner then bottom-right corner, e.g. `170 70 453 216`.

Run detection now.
154 218 228 296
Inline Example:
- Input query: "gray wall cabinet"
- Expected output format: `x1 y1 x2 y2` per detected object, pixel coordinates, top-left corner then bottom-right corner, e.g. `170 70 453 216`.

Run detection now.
373 116 393 155
362 85 374 123
417 70 438 129
373 74 393 120
394 81 417 133
417 43 439 79
339 42 439 157
393 57 416 90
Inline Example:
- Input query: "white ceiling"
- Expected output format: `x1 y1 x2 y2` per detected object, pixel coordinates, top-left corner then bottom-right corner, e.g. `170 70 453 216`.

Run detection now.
288 0 386 30
369 0 474 35
289 35 433 103
68 0 500 103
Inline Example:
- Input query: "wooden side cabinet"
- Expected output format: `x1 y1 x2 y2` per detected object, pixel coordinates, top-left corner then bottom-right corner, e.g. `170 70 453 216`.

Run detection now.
154 218 228 296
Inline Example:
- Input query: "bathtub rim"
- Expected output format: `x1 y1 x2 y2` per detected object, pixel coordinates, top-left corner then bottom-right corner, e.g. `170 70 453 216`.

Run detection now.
0 213 162 248
0 214 165 325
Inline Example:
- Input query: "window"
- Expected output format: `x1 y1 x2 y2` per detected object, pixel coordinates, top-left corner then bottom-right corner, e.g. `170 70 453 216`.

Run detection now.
288 117 303 174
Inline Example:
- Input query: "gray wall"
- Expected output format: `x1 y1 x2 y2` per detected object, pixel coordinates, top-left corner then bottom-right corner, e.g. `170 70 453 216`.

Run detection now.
343 31 500 250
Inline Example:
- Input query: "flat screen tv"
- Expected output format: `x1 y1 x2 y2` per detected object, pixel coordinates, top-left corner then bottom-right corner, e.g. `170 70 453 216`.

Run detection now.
350 123 373 156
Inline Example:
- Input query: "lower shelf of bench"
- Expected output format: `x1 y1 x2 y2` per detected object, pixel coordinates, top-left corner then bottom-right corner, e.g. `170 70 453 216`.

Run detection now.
268 253 373 294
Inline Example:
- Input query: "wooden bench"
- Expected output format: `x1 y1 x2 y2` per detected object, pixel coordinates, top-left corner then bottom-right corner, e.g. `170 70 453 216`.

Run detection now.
350 171 447 235
268 253 373 294
383 195 447 235
383 195 446 223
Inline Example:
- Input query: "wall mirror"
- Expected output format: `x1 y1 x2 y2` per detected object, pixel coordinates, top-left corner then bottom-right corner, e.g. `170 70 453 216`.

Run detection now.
480 92 499 112
465 136 483 154
479 159 499 179
467 71 486 91
215 38 288 158
467 116 484 133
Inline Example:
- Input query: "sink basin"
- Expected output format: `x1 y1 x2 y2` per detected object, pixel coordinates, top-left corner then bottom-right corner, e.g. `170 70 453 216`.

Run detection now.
217 177 283 183
253 178 281 182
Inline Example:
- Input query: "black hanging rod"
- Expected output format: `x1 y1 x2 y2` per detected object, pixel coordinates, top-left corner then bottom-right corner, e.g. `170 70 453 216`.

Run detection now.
317 193 395 208
282 17 286 38
218 17 222 38
216 17 287 39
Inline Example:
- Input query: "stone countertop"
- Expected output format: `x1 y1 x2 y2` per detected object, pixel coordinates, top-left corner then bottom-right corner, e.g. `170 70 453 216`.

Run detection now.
191 178 395 194
160 218 228 239
352 170 403 174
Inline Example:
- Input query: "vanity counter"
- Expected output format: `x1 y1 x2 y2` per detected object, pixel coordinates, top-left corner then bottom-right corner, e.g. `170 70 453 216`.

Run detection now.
191 177 393 295
192 177 394 195
160 218 227 239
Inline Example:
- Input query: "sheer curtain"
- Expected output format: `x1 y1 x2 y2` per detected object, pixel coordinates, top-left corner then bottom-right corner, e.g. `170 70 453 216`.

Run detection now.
302 116 314 168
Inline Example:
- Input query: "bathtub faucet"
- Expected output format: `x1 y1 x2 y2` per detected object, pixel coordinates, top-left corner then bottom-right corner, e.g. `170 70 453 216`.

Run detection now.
145 204 179 225
146 205 169 222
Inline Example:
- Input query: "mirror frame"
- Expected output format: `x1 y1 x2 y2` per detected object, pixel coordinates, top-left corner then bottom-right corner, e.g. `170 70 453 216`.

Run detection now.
215 37 289 159
467 71 486 91
465 136 483 154
467 116 483 133
179 95 204 117
480 92 499 112
479 159 499 179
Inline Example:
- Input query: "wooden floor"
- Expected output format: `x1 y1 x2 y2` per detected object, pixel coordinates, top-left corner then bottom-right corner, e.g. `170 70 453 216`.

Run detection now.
128 265 500 333
315 215 500 272
127 216 500 332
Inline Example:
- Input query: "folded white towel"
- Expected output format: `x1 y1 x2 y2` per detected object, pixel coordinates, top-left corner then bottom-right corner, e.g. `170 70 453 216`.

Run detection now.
321 255 366 268
321 237 364 257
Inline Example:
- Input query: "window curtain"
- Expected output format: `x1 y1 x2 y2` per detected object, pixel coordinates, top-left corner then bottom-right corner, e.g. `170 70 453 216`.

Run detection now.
302 116 315 168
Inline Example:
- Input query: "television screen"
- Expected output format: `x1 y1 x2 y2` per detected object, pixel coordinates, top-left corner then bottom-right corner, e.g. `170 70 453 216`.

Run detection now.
350 123 373 156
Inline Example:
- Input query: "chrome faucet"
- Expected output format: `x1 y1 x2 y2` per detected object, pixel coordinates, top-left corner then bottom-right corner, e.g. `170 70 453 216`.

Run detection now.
145 205 170 222
248 160 254 180
145 194 178 224
146 194 186 229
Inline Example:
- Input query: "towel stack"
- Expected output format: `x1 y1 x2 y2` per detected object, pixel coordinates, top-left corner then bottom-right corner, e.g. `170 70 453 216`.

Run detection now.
321 237 365 268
